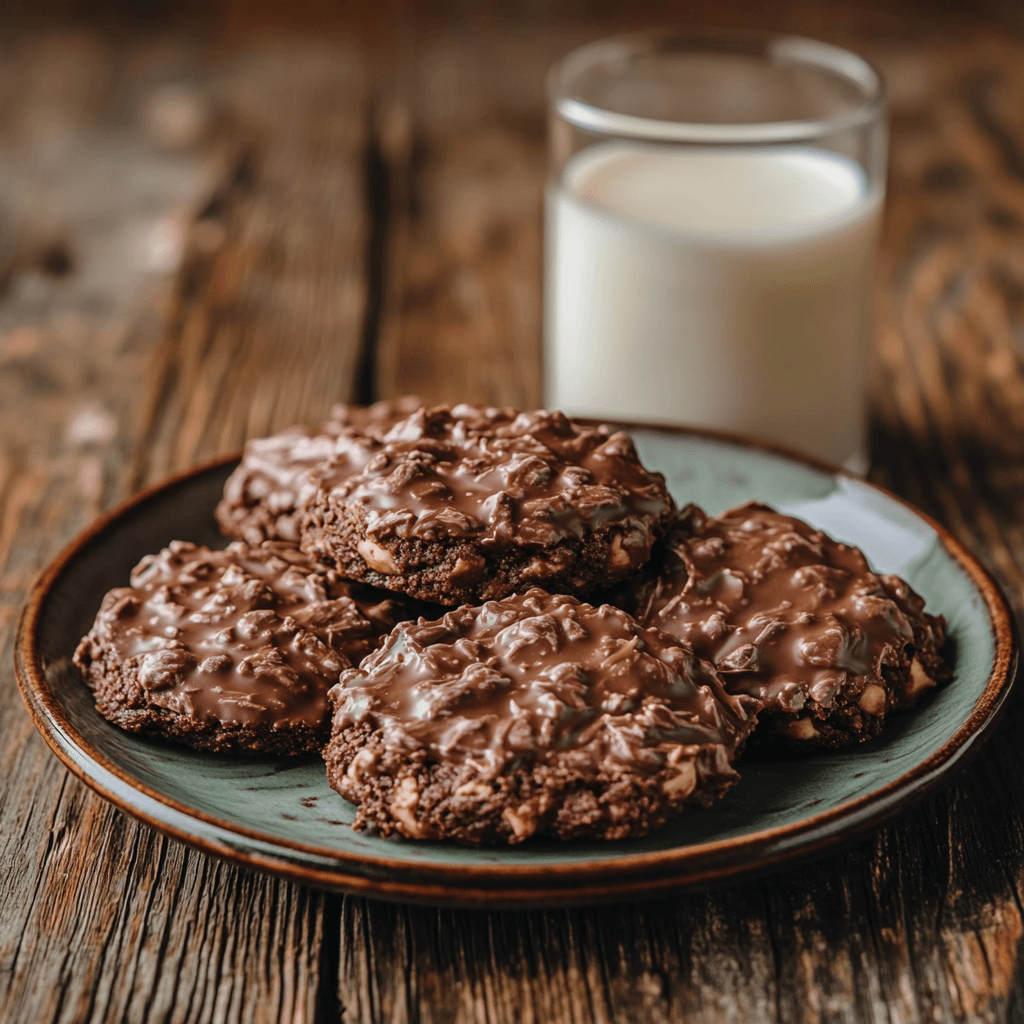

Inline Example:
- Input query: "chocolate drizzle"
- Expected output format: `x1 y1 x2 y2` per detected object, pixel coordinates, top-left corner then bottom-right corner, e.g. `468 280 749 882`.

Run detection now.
216 397 422 544
331 588 758 778
624 503 947 729
74 541 413 732
308 405 674 563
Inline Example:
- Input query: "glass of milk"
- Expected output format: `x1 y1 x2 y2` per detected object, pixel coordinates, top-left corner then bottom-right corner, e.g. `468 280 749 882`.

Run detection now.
545 32 887 471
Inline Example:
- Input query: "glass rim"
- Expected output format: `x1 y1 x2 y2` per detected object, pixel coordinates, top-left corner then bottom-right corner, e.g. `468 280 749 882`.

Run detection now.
548 29 886 145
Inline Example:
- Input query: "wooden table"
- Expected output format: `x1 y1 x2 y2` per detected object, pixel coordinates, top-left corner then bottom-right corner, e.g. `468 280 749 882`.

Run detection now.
4 2 1024 1020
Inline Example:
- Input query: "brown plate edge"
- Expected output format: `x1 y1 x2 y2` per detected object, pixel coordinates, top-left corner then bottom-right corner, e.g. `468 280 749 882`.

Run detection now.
13 427 1020 907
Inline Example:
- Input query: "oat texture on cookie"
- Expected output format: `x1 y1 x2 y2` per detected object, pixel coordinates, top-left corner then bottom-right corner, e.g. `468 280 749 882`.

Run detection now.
324 588 759 844
619 502 950 749
301 404 676 605
74 540 420 754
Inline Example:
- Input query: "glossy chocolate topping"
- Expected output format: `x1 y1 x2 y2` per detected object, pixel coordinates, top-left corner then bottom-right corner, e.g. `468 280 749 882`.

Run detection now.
76 541 410 730
626 503 943 714
309 404 674 561
331 589 758 777
216 397 422 544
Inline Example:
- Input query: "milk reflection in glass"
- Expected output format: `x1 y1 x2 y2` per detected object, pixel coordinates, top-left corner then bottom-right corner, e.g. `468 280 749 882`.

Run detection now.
545 144 882 469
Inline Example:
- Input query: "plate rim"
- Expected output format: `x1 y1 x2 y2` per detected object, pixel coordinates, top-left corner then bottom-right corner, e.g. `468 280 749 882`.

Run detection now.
14 424 1019 906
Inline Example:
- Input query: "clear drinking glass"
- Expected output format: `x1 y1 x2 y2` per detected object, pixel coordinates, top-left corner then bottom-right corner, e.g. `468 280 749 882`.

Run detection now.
544 31 887 471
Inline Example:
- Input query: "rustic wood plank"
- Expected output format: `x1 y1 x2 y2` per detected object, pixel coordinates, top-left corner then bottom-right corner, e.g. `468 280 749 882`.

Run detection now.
130 37 372 487
370 11 579 410
0 28 372 1023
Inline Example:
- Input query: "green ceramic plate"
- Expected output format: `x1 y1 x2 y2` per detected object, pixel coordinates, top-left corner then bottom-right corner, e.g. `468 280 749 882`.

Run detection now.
15 426 1017 907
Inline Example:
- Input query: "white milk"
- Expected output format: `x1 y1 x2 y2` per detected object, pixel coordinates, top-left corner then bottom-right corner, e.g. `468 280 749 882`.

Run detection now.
544 144 882 469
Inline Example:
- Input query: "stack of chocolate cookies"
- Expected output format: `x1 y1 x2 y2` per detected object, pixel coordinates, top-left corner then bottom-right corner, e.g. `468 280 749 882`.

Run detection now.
74 401 950 845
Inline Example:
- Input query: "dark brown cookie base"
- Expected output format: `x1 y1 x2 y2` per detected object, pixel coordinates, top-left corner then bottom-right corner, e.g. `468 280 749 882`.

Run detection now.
71 539 414 756
300 405 674 605
884 576 952 709
301 506 639 606
325 589 758 843
326 723 739 845
749 636 946 750
79 645 324 755
752 583 951 750
617 503 951 751
216 398 423 545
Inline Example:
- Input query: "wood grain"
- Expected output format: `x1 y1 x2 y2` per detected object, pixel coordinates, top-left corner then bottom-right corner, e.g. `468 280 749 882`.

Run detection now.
4 4 1024 1023
371 11 570 410
0 29 353 1024
130 38 371 487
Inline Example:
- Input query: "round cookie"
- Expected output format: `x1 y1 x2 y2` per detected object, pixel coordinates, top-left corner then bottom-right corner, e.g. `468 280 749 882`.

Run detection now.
619 502 950 749
301 404 676 606
216 397 422 545
74 540 419 755
325 589 760 845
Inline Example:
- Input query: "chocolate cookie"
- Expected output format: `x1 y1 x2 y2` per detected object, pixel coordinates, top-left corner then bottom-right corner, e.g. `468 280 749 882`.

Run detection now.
301 404 676 606
74 540 420 755
216 397 422 545
325 589 759 844
619 503 950 748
